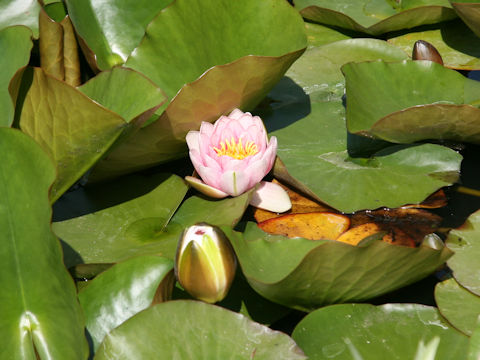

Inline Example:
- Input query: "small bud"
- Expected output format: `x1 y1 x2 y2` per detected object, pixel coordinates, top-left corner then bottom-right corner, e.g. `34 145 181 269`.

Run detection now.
175 223 236 303
412 40 444 66
421 233 444 250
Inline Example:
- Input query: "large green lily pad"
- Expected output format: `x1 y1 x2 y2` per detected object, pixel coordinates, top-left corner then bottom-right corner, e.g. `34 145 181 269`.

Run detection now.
53 174 188 267
79 255 174 351
450 1 480 38
292 303 468 359
0 0 41 37
446 209 480 296
295 0 456 36
387 19 480 70
0 26 33 127
224 224 452 311
87 0 306 178
435 278 480 336
0 128 87 359
344 60 480 144
95 300 306 360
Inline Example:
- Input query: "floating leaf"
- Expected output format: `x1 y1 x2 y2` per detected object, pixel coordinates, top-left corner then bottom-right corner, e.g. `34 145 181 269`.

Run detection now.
19 68 127 202
305 22 352 48
0 128 87 359
446 209 480 296
79 255 174 351
258 212 350 240
435 278 480 336
0 26 32 127
387 19 480 70
343 60 480 143
95 300 306 360
224 223 452 311
292 303 468 359
295 0 456 35
53 174 188 267
0 0 41 37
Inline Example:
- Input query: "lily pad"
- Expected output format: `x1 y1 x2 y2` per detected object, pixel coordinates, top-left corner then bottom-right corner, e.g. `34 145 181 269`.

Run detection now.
53 174 188 267
79 255 174 351
344 60 480 143
387 19 480 70
224 223 452 311
94 300 306 360
292 303 468 359
450 1 480 38
446 209 480 296
0 128 87 359
0 26 33 127
304 23 352 48
64 0 172 70
0 0 41 37
295 0 456 36
435 278 480 336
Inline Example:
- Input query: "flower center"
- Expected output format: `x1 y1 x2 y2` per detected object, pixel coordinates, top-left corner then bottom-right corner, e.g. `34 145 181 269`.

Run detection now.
213 137 258 160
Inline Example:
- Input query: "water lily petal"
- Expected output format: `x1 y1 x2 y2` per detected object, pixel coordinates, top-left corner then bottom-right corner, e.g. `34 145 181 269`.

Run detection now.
195 164 222 189
220 156 250 172
184 176 229 199
186 131 200 151
219 170 250 196
228 108 245 120
199 121 215 137
249 181 292 213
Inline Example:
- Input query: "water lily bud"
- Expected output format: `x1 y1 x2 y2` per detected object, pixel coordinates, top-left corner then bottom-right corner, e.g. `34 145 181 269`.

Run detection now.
412 40 443 65
175 223 236 303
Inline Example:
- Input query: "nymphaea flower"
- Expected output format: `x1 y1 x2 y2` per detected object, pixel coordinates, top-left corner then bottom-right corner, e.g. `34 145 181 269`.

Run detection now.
185 109 291 213
175 223 236 303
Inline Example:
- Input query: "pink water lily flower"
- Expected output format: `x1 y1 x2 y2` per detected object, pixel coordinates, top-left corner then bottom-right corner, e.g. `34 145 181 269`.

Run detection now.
185 109 291 213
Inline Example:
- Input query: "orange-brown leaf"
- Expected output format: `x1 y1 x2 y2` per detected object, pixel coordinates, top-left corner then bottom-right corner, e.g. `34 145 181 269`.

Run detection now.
336 223 383 246
257 212 350 240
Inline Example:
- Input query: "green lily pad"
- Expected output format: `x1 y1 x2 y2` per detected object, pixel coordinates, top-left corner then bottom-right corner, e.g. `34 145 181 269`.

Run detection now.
305 23 352 48
0 26 33 127
344 60 480 143
292 303 468 359
224 223 452 311
53 174 188 267
79 255 174 351
64 0 172 70
468 322 480 360
446 209 480 296
0 128 87 359
19 68 127 202
0 0 41 37
94 300 306 360
450 1 480 38
295 0 456 36
387 19 480 70
435 278 480 336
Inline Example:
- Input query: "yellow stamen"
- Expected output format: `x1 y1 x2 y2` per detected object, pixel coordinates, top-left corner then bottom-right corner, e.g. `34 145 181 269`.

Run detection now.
213 137 258 160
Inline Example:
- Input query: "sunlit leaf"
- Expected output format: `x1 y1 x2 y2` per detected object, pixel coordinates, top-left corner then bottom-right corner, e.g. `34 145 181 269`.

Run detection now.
0 26 32 127
387 19 480 70
0 128 87 359
295 0 456 35
0 0 41 37
446 209 480 296
292 303 468 359
224 223 452 311
95 300 307 360
344 60 480 143
435 278 480 336
79 255 174 351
